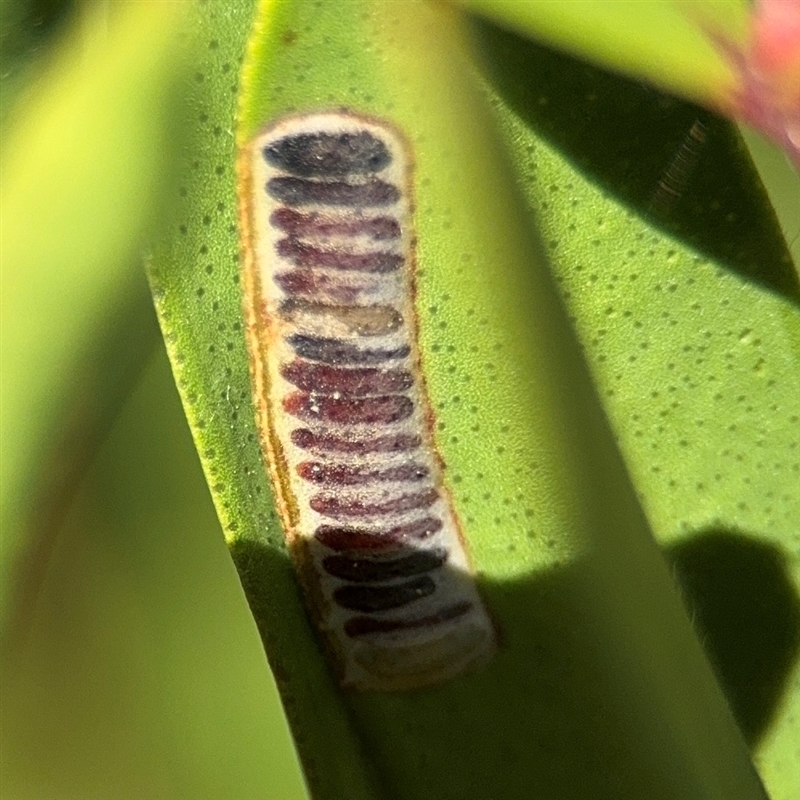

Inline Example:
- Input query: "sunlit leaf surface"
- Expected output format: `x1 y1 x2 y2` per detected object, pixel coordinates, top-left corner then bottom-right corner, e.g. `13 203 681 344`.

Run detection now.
148 1 791 798
471 20 800 800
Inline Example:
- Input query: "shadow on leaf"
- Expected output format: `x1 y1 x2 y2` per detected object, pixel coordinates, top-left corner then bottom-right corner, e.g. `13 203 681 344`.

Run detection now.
665 527 800 747
470 19 800 304
230 533 782 799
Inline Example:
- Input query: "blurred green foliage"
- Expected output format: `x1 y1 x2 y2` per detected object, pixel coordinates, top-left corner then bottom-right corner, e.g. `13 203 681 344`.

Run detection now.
1 0 183 608
1 2 307 796
1 343 307 799
1 1 798 798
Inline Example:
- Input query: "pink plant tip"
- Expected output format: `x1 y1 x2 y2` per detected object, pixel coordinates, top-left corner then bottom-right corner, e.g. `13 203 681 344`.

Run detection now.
711 0 800 169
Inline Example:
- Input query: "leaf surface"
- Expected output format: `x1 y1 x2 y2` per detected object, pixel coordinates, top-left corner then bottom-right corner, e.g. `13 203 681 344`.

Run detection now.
149 1 788 798
1 346 307 799
453 0 747 108
471 19 800 800
1 0 186 641
455 0 800 168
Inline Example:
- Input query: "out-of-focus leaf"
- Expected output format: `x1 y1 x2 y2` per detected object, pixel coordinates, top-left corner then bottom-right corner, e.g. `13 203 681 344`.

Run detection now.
742 128 800 269
151 1 774 798
0 0 186 638
453 0 747 109
0 345 307 800
0 273 162 655
0 0 77 128
712 0 800 169
455 0 800 168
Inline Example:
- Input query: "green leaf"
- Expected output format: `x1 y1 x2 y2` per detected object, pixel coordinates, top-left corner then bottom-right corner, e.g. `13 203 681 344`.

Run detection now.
0 0 75 128
470 18 800 800
151 1 782 797
148 3 378 796
0 345 307 799
455 0 800 169
742 127 800 268
1 0 186 640
453 0 748 109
